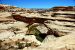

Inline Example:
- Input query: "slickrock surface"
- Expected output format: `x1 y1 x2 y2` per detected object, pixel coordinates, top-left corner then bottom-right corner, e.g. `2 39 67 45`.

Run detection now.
0 4 75 50
23 33 75 50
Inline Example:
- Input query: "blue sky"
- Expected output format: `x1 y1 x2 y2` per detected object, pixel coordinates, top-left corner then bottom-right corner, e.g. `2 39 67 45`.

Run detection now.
0 0 75 8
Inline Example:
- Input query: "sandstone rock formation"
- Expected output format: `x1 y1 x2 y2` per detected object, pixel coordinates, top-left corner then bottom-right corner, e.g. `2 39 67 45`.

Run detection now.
0 4 75 50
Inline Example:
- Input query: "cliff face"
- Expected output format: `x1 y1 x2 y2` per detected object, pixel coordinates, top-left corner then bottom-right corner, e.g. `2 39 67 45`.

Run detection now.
0 5 5 10
51 6 75 11
0 4 75 50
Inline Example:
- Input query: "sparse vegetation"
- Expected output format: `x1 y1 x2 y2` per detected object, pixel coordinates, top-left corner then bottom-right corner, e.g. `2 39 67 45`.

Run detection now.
16 42 25 49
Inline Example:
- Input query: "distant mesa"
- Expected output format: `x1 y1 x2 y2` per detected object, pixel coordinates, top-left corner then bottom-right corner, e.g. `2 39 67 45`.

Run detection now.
0 4 75 12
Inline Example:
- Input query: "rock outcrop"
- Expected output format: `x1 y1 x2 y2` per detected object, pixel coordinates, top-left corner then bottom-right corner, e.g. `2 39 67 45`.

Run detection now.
0 4 75 50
